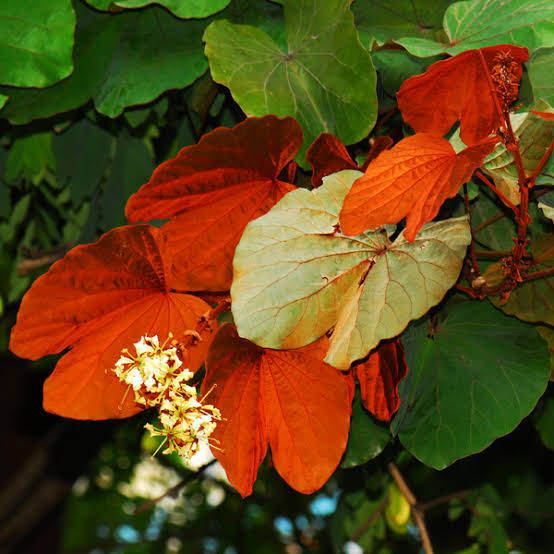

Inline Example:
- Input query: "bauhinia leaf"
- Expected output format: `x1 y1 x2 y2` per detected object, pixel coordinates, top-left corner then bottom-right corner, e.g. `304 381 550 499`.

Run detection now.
203 0 377 166
397 45 529 146
486 234 554 326
202 324 353 496
354 338 408 422
339 133 497 242
231 170 471 369
393 300 550 469
9 225 213 420
126 116 300 291
85 0 230 19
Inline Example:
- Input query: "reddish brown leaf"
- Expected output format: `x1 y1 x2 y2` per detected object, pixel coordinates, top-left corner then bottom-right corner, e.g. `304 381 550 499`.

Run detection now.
354 338 408 422
397 45 529 146
125 116 302 291
360 136 394 172
339 133 498 241
9 225 213 420
203 324 352 497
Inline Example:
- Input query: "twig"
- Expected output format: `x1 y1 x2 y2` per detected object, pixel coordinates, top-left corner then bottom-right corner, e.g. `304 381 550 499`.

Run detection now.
387 463 434 554
133 459 217 514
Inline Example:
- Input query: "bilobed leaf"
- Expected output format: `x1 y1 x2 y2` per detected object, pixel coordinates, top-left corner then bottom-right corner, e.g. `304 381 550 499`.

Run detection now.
202 324 352 496
341 387 391 469
397 45 529 146
85 0 230 18
394 300 550 469
354 338 408 422
126 116 300 291
231 169 471 369
339 133 497 242
0 1 76 87
204 0 377 166
397 0 554 56
1 3 208 122
529 47 554 106
486 235 554 325
9 225 213 420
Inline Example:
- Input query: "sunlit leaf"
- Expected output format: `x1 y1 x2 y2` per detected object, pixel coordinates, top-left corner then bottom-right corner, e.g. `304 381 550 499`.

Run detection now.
339 133 496 241
394 300 550 468
204 0 377 166
126 116 300 291
10 225 213 420
202 324 352 496
397 45 528 146
231 169 470 369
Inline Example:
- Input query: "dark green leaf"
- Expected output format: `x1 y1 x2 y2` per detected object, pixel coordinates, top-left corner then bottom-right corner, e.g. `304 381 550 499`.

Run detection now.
394 300 550 469
535 396 554 450
5 133 56 183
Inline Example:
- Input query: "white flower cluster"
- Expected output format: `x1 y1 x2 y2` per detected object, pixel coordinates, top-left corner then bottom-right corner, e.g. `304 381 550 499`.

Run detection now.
113 334 221 460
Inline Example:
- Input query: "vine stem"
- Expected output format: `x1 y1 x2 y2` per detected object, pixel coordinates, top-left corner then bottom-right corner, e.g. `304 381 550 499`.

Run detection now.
387 463 434 554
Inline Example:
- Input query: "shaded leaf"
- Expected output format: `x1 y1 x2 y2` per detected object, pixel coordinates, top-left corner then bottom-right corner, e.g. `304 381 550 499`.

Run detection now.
339 133 496 242
397 0 554 56
204 0 377 166
231 169 470 369
202 324 352 496
394 300 550 469
85 0 230 18
355 338 408 422
0 1 76 87
487 234 554 325
341 387 390 468
537 326 554 380
535 396 554 449
538 191 554 222
5 132 56 183
397 45 528 146
127 116 300 291
529 47 554 106
9 225 213 420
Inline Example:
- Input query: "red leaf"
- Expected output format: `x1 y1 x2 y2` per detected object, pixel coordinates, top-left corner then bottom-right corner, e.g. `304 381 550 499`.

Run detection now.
339 133 498 241
126 116 302 291
306 133 393 186
9 225 213 420
397 45 528 146
354 338 408 422
202 324 352 497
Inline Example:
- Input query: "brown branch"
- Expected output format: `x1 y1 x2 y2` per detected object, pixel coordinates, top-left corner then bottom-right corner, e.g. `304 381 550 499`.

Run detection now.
133 458 217 514
387 463 434 554
351 493 389 542
456 283 483 298
523 267 554 282
417 490 472 512
17 242 74 276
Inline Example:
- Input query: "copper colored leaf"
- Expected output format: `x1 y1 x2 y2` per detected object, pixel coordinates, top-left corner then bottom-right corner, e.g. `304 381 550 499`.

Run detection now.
397 45 529 146
355 338 408 422
10 225 213 420
126 116 300 291
202 324 352 496
339 133 497 242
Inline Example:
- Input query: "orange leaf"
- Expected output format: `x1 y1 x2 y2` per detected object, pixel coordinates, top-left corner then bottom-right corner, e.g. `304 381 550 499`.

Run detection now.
397 45 528 146
126 116 301 291
339 133 498 241
354 338 408 422
202 324 352 497
10 225 213 420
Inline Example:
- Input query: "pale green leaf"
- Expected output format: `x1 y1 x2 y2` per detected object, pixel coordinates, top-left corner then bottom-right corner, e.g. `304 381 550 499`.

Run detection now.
529 47 554 106
538 190 554 222
204 0 377 166
0 1 76 87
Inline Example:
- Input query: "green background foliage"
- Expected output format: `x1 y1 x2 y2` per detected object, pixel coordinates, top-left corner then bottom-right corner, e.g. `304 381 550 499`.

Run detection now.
1 0 553 552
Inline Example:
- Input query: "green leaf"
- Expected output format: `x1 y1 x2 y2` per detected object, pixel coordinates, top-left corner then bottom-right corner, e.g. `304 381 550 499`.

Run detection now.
529 47 554 106
0 1 76 87
231 169 470 369
53 119 113 206
487 235 554 326
5 132 56 183
204 0 377 167
1 3 208 122
538 190 554 222
99 132 154 231
341 388 390 468
397 0 554 57
86 0 230 18
352 0 453 47
537 326 554 379
0 182 10 219
535 396 554 449
393 300 550 469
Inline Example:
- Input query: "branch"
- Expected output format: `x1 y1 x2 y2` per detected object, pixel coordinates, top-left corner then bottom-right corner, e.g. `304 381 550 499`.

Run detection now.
133 458 217 514
387 463 434 554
